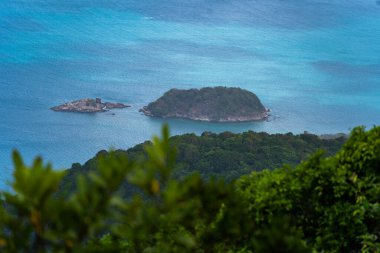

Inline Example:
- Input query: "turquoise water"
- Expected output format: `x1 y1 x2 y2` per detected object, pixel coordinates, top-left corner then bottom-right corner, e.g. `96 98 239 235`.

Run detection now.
1 0 380 189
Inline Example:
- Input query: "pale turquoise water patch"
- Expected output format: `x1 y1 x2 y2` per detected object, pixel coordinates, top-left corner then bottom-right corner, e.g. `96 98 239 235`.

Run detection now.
1 0 380 189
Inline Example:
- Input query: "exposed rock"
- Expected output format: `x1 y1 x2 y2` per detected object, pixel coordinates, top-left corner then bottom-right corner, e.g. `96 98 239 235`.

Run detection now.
51 98 130 113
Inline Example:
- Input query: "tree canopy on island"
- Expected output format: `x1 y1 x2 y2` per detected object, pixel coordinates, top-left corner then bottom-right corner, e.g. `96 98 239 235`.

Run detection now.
141 87 269 122
0 126 379 252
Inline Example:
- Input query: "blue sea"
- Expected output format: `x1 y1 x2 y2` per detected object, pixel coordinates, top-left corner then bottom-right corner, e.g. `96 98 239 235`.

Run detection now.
1 0 380 190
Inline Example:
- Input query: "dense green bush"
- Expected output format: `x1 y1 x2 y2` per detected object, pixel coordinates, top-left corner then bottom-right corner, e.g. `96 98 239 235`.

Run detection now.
237 126 380 252
0 126 379 252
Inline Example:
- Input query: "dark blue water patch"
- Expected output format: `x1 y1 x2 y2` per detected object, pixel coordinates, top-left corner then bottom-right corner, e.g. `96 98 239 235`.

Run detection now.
0 52 11 60
331 80 379 95
0 16 47 32
117 0 375 29
126 0 343 28
8 0 379 29
310 61 380 95
313 61 380 78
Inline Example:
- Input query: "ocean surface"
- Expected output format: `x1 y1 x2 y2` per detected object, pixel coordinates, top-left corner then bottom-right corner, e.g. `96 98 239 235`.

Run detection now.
1 0 380 190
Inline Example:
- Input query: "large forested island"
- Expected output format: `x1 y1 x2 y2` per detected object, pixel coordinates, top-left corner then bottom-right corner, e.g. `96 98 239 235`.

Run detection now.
140 87 270 122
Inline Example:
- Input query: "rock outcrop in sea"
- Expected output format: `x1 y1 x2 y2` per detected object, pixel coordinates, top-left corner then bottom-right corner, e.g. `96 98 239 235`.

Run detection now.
51 98 130 113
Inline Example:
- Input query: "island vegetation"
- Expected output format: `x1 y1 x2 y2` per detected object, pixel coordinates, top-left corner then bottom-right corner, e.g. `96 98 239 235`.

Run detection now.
0 126 379 252
140 87 270 122
51 98 130 113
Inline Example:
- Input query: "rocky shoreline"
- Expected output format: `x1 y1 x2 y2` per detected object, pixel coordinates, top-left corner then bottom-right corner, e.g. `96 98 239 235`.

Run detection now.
51 98 130 113
140 106 270 122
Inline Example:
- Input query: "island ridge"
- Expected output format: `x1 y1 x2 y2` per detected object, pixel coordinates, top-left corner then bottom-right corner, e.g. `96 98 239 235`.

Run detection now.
140 87 270 122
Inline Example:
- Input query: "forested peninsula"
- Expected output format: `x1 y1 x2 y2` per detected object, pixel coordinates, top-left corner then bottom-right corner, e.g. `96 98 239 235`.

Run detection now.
59 130 346 197
140 87 270 122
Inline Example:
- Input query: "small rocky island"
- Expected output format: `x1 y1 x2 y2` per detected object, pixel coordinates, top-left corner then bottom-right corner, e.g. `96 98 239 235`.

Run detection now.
51 98 130 113
140 87 270 122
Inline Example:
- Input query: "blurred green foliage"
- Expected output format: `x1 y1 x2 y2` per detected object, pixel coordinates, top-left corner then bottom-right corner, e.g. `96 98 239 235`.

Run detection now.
0 125 379 252
237 126 380 252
